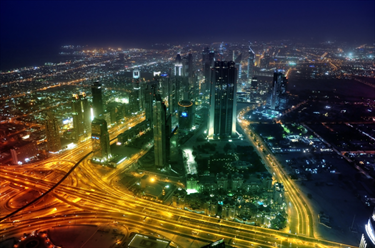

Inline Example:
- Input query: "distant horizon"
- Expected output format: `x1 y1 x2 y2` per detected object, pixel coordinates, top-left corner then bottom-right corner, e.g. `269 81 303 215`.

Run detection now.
1 0 373 70
1 38 372 71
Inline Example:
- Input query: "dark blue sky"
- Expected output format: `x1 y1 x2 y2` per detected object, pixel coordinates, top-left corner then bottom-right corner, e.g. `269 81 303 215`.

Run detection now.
0 0 374 70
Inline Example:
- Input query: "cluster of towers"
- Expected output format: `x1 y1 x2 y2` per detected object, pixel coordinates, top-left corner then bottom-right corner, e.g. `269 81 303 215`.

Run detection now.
44 45 288 166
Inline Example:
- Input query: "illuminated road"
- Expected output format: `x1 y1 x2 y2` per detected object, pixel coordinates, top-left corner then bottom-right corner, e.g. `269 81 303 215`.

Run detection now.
237 106 314 238
0 111 357 247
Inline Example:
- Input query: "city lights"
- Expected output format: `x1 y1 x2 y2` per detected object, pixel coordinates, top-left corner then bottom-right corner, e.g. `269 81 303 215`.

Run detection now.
0 2 373 247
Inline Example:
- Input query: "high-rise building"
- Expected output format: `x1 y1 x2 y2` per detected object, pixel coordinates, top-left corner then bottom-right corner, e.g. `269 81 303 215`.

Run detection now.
270 72 283 110
131 70 143 112
359 207 375 248
80 92 91 136
178 100 194 132
235 53 242 80
45 112 61 152
270 72 288 109
144 81 157 124
91 82 104 119
174 54 183 76
208 61 237 138
133 69 140 79
187 53 193 78
247 45 255 82
71 94 84 141
201 48 215 94
91 118 111 163
153 97 167 168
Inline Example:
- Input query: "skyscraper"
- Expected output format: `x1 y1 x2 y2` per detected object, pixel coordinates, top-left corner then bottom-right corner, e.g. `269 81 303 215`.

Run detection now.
80 92 91 135
174 54 183 76
91 118 111 163
359 207 375 248
45 112 61 152
235 53 242 80
178 100 194 132
130 74 142 113
208 61 237 138
71 94 84 141
187 53 193 78
144 81 157 124
202 48 215 94
247 45 255 82
91 82 104 119
271 72 283 110
153 96 167 168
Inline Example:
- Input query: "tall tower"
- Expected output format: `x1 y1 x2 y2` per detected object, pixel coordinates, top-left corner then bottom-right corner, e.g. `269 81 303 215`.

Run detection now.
133 69 140 79
271 72 283 110
153 96 167 168
235 53 242 80
80 92 91 136
71 94 84 141
45 112 61 152
208 61 237 138
187 53 193 78
91 82 104 119
144 81 157 124
202 47 210 70
202 48 215 94
131 70 142 112
91 118 111 163
359 207 375 248
174 54 183 76
247 45 255 82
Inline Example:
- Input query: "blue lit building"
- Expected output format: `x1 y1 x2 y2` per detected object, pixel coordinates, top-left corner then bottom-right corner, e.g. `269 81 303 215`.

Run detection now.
178 100 194 132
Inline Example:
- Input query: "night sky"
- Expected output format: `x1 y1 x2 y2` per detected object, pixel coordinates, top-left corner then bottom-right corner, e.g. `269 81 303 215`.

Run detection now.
0 0 374 70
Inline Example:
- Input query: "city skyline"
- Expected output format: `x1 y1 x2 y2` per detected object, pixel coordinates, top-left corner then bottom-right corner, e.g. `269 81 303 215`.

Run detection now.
0 1 375 248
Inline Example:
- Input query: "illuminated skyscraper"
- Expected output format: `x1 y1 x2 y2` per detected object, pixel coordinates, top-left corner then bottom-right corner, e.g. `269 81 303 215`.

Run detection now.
71 94 84 141
202 47 210 69
208 61 237 138
91 82 104 119
91 118 111 163
80 92 91 135
359 207 375 248
178 100 193 132
186 53 193 78
270 72 284 110
247 45 255 82
144 81 157 124
235 53 242 80
130 71 142 113
202 48 215 94
153 96 167 167
174 54 183 76
45 112 61 152
133 69 140 79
